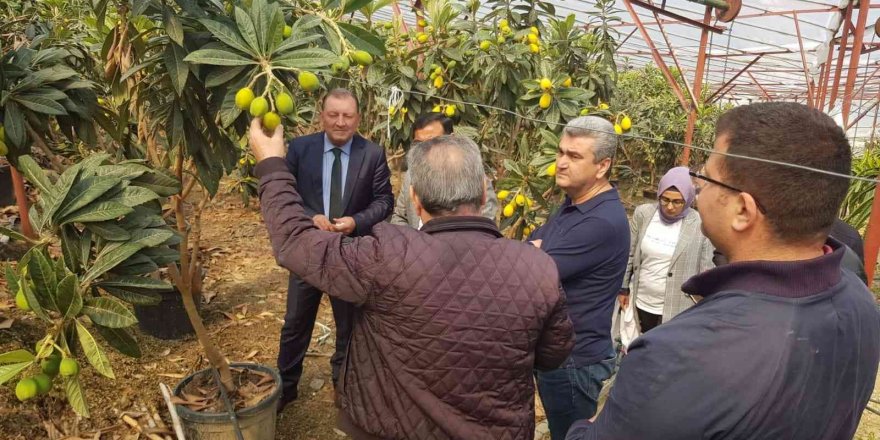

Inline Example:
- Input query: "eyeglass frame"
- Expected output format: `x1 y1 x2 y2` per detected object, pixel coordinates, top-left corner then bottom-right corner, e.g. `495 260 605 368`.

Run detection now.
658 196 686 208
688 170 767 214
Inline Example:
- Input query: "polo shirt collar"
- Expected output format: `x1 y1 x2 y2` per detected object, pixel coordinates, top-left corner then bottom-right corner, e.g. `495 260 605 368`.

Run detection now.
323 133 353 155
420 216 502 238
682 238 846 299
564 187 621 214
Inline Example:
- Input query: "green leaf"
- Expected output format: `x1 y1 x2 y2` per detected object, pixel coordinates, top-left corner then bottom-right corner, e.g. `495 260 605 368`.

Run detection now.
4 101 26 147
0 362 31 386
82 297 137 329
199 19 254 55
205 65 247 88
110 257 160 276
56 176 120 220
15 156 52 194
64 376 90 418
86 221 130 241
13 94 68 115
130 228 174 248
62 202 133 224
98 276 173 291
272 48 337 69
5 265 19 295
94 325 141 358
43 164 82 224
75 320 115 378
83 242 144 284
0 350 34 364
164 8 184 46
234 7 261 55
94 163 149 180
27 248 58 311
109 186 160 207
343 0 373 14
338 22 386 56
291 14 322 38
19 276 50 321
100 285 162 305
61 226 81 272
131 170 181 197
56 274 83 319
273 33 323 54
165 44 189 96
141 246 179 265
183 48 256 66
0 226 27 242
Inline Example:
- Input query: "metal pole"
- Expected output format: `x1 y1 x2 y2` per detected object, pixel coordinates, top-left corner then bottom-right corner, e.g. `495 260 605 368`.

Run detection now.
706 55 763 103
746 71 773 101
651 7 699 108
9 166 34 239
681 7 713 167
828 4 854 110
622 0 692 112
793 12 815 108
841 0 870 126
863 183 880 286
818 41 835 108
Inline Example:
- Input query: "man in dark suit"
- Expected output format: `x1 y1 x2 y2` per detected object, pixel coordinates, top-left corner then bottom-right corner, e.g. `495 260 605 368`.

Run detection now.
279 88 393 410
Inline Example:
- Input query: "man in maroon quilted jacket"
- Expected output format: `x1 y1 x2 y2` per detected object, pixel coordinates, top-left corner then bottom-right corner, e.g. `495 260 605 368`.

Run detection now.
249 118 574 440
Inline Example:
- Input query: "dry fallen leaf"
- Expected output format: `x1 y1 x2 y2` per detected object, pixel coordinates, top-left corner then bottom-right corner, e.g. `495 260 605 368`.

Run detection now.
0 317 13 329
244 350 259 360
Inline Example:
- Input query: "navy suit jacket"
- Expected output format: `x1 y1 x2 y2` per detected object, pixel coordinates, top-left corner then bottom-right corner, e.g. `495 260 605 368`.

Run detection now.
284 132 394 237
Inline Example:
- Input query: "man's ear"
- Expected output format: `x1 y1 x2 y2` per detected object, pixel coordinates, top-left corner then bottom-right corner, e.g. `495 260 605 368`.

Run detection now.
410 186 423 217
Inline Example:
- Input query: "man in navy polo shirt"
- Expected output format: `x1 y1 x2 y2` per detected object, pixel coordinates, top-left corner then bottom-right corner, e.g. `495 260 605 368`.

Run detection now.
529 116 630 440
567 102 880 439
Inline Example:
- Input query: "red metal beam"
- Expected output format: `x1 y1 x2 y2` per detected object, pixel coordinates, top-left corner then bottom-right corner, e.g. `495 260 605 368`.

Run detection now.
841 0 870 126
9 166 34 239
681 7 712 167
707 55 763 103
622 0 691 113
746 71 773 101
828 4 854 110
612 4 880 28
628 0 725 34
845 97 879 130
650 0 699 108
864 183 880 286
818 39 835 109
706 50 791 59
792 12 815 108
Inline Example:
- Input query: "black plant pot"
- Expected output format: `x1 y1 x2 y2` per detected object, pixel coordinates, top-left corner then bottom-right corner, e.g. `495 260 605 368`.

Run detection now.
133 289 199 340
0 165 14 207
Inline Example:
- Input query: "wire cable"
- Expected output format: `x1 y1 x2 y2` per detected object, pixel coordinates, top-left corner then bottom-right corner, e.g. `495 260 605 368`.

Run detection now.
322 72 880 183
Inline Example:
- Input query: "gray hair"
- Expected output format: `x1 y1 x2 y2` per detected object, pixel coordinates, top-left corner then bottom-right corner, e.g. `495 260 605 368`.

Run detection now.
408 135 485 215
563 116 618 163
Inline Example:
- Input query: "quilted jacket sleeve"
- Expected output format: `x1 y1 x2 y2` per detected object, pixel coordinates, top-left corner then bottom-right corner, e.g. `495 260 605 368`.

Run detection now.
534 289 574 371
256 157 382 307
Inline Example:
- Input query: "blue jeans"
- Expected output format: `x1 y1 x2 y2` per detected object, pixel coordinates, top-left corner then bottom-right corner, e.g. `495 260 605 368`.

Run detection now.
536 354 616 440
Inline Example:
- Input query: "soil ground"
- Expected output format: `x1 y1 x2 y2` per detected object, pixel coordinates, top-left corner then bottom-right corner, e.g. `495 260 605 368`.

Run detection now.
0 188 878 439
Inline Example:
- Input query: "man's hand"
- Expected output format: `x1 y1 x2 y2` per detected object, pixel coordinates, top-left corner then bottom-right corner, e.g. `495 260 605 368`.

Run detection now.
618 291 630 309
332 217 356 235
313 215 334 231
530 239 543 249
248 118 285 162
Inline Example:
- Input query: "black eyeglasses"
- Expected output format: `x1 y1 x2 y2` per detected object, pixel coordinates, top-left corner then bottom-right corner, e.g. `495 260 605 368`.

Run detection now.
689 170 766 214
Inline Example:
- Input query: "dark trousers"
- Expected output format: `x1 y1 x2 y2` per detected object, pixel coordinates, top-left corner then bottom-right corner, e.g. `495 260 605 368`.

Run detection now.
636 307 662 333
278 275 355 403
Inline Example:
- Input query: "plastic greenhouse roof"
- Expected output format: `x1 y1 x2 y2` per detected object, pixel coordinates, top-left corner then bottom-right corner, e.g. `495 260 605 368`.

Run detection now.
369 1 880 141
